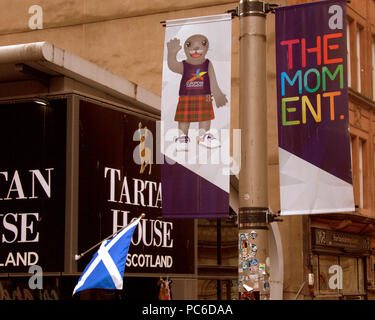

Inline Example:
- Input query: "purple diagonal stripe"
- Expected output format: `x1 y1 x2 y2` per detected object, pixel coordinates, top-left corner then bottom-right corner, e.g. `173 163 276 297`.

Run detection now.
161 156 229 219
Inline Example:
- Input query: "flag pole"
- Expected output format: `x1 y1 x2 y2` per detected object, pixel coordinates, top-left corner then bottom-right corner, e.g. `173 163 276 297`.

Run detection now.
74 213 145 261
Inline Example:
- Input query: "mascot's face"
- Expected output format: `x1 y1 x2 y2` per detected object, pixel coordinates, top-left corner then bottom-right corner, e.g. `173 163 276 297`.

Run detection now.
184 34 209 65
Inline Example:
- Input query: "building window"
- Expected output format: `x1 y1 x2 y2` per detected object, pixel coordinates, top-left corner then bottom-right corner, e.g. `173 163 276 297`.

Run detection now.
372 35 375 100
350 135 353 168
198 217 238 300
359 139 364 208
356 25 362 93
347 20 352 88
350 134 368 211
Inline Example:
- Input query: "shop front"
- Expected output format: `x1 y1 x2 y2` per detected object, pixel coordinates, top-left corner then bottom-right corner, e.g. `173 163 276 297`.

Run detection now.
310 216 374 300
0 42 196 300
76 98 195 300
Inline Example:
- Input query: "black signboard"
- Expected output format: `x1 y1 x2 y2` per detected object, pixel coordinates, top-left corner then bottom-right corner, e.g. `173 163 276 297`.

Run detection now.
0 100 67 273
312 227 371 251
78 101 194 274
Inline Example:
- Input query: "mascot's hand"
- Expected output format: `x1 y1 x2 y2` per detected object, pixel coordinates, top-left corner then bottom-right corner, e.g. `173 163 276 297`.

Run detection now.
214 92 228 108
167 38 182 54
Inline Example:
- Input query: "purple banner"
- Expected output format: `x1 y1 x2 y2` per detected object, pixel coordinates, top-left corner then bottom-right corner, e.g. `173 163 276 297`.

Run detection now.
276 0 354 215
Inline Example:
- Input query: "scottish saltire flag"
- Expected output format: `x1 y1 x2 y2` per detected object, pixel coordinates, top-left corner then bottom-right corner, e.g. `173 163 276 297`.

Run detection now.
73 217 141 295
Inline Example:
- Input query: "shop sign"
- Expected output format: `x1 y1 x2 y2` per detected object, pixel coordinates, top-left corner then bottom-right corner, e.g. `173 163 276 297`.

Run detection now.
0 100 67 273
312 228 370 251
78 101 195 275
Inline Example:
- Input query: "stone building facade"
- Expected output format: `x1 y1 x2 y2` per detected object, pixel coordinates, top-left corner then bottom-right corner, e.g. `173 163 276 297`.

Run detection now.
0 0 374 299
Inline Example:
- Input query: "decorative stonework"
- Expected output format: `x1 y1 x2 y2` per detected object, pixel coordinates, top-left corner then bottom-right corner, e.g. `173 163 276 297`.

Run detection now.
354 105 361 128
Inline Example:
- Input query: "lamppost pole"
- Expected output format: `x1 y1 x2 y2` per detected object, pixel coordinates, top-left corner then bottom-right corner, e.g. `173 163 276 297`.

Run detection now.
237 0 276 300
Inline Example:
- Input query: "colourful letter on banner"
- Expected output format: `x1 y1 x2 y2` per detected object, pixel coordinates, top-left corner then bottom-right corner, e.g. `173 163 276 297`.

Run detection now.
302 94 321 124
322 64 343 91
281 71 302 96
282 97 300 126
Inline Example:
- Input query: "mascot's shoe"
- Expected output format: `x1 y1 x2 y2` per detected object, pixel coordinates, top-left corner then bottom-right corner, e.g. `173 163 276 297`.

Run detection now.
197 131 221 149
174 135 190 152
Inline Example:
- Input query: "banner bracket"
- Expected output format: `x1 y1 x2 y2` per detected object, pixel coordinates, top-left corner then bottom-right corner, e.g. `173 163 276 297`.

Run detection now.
227 8 239 19
239 207 282 229
238 1 279 17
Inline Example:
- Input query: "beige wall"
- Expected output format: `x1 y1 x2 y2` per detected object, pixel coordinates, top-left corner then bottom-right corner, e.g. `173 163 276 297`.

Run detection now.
0 1 242 148
0 0 236 35
0 1 237 96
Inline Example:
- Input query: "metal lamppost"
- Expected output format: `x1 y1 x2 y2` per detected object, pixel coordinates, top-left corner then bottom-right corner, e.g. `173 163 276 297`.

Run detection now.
237 0 277 300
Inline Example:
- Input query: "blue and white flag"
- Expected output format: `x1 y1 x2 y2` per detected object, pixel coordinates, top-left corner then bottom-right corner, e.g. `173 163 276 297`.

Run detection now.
73 217 141 295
